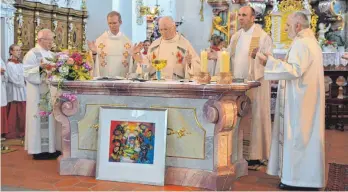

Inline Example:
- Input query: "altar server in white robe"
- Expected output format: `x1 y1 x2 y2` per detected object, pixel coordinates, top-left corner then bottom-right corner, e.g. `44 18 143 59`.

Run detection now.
1 59 9 138
209 6 272 167
206 34 224 76
134 40 151 75
88 11 133 78
133 16 200 79
257 12 325 190
6 44 26 139
23 29 61 160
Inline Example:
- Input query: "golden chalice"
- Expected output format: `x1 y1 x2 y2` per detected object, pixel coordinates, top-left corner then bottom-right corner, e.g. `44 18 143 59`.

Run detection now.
151 59 167 80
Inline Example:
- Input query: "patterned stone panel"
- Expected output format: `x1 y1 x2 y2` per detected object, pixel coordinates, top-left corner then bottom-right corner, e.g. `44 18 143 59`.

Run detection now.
71 19 82 50
19 10 35 54
151 106 206 159
55 16 68 51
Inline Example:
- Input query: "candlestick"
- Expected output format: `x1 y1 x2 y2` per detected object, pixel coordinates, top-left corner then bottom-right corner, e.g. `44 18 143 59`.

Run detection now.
200 50 208 73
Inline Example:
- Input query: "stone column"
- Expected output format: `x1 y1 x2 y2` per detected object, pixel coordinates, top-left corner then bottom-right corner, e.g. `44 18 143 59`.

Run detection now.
201 95 251 190
54 97 96 176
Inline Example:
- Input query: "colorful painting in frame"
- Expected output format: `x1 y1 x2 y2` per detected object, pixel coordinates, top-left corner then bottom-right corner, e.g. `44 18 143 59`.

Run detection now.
96 107 168 186
108 121 155 164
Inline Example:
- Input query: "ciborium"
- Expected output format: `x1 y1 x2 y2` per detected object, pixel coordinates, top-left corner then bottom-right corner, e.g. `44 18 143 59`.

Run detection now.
151 59 167 81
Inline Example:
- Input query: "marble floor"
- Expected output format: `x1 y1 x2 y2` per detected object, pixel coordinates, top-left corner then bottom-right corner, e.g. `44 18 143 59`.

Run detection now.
1 128 347 191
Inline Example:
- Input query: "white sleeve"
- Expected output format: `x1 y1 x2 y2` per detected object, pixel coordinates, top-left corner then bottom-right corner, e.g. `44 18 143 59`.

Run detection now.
253 35 273 80
7 63 25 87
264 40 311 80
23 51 41 85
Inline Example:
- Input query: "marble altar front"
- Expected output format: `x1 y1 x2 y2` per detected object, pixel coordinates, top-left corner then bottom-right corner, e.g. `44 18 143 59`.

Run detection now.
52 80 260 190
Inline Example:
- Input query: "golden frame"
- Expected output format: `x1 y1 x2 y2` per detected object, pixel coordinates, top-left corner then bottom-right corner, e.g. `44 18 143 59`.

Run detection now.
264 0 318 47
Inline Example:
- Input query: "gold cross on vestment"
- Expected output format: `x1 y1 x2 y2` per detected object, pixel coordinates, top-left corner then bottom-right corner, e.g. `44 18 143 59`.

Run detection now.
98 43 105 49
100 51 107 59
124 43 131 50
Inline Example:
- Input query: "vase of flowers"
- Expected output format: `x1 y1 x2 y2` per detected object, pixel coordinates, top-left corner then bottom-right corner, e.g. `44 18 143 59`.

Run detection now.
38 50 92 117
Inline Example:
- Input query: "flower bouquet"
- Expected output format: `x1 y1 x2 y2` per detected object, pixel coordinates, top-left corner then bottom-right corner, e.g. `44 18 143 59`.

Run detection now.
42 50 93 81
37 51 92 117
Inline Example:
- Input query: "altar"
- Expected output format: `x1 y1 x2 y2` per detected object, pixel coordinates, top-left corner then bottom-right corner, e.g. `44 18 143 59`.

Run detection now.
52 80 260 190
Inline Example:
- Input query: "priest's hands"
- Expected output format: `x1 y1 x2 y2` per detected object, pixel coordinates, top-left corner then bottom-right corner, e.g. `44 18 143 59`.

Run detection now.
0 68 5 75
132 43 144 63
208 50 218 60
87 40 97 54
256 52 272 66
40 59 48 69
185 50 192 68
133 42 144 54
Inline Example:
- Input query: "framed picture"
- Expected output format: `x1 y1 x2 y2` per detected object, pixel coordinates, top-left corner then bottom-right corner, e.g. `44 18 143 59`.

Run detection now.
96 107 168 186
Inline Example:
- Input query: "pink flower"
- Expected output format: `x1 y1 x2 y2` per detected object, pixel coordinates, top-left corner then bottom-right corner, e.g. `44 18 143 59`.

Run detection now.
61 93 77 102
71 53 83 65
39 111 51 117
67 58 74 65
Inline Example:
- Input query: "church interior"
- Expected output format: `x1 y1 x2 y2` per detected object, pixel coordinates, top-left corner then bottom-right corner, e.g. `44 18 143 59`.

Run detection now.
1 0 348 191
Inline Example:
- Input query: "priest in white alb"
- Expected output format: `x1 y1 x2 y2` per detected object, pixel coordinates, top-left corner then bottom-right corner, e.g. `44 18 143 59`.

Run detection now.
133 16 200 79
88 11 133 78
23 29 61 160
209 6 272 168
257 12 325 190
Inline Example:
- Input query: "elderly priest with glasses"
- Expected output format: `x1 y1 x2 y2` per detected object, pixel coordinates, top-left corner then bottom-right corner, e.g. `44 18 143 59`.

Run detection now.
132 16 200 79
